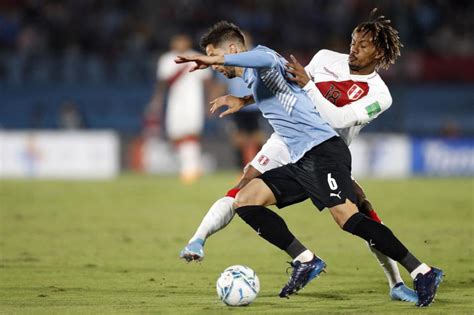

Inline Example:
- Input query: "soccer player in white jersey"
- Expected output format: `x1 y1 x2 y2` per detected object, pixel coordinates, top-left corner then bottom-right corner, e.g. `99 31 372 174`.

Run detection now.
176 18 442 306
147 34 211 183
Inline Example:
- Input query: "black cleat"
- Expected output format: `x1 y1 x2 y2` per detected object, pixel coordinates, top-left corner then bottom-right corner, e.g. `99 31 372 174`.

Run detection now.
279 256 326 298
414 267 443 307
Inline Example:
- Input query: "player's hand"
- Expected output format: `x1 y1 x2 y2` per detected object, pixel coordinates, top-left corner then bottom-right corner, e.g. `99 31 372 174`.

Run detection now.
286 54 311 87
175 55 223 72
210 95 246 118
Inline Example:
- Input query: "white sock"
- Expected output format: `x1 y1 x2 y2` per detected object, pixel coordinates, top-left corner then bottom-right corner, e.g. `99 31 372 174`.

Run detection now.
190 196 236 243
293 249 314 263
178 141 201 176
410 263 431 279
368 245 404 288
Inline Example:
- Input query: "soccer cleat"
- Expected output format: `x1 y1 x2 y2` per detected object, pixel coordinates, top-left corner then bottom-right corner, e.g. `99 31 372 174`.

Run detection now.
179 239 205 262
414 267 443 307
390 282 418 303
279 256 326 298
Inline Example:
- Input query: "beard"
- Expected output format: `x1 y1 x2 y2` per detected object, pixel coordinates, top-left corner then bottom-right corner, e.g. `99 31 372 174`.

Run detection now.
349 62 362 71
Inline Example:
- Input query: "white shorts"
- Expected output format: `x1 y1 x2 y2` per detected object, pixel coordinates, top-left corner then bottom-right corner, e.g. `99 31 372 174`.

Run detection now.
165 103 204 140
248 133 291 174
248 133 358 184
165 87 205 140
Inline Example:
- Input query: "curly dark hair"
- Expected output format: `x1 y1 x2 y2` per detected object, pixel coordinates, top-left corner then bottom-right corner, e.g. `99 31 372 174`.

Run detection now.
354 8 403 70
200 20 245 50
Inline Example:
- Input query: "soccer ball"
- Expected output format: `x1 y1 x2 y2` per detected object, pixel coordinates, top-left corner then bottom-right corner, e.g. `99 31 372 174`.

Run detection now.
216 265 260 306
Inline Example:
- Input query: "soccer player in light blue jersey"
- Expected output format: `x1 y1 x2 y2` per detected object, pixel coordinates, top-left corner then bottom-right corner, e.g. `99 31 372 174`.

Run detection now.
175 20 442 306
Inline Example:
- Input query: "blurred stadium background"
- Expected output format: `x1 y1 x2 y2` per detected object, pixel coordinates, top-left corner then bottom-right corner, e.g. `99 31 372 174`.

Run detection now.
0 0 473 179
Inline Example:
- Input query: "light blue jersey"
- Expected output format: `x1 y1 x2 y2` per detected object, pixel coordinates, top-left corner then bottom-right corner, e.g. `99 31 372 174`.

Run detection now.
224 45 338 162
227 76 258 112
217 73 258 111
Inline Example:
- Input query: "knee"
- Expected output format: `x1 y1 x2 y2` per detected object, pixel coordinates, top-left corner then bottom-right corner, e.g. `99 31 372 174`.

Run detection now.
234 190 261 208
234 178 275 208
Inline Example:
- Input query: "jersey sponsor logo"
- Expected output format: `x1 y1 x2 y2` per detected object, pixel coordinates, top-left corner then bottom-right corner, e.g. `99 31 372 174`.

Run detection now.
257 155 270 166
347 84 365 100
365 101 382 118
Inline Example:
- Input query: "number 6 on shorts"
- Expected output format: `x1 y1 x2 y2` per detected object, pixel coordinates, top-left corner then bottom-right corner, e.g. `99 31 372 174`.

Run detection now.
327 173 338 190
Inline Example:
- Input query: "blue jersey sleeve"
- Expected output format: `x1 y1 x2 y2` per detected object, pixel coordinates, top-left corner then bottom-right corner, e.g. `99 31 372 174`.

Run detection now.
224 49 276 69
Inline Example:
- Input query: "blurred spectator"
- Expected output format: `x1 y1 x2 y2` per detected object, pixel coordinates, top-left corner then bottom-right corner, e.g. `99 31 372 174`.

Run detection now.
146 34 212 184
0 0 473 139
0 1 472 84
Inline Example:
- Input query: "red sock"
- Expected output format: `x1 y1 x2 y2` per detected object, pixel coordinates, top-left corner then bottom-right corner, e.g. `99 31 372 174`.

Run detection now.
226 188 240 198
368 209 382 224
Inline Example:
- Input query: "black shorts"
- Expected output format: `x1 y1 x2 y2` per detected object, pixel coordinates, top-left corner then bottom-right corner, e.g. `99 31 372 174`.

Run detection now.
259 136 356 211
233 111 261 133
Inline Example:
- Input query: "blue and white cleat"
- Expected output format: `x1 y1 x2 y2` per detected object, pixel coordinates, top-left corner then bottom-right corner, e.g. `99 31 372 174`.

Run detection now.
414 267 444 307
279 256 326 298
390 282 418 303
179 239 205 262
435 268 444 286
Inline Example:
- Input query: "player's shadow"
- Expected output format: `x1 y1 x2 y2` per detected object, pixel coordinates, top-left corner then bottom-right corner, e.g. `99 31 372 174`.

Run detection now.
258 291 350 300
297 292 350 300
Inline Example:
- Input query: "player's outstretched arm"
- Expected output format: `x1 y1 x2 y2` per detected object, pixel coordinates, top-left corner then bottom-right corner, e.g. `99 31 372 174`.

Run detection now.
224 50 275 69
210 94 255 118
175 55 224 72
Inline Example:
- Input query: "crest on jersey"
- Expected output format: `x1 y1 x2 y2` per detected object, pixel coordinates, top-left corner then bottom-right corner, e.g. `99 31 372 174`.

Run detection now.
257 155 270 166
347 84 365 100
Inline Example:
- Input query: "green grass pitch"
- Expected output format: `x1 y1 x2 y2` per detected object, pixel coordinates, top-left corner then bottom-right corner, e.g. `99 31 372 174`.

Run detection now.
1 173 473 314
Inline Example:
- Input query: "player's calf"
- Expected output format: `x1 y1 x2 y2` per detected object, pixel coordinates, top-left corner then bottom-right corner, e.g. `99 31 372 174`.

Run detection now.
339 209 442 306
352 180 383 223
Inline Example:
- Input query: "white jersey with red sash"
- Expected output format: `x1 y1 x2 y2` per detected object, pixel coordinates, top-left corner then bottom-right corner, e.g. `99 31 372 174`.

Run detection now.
303 49 392 145
158 50 212 139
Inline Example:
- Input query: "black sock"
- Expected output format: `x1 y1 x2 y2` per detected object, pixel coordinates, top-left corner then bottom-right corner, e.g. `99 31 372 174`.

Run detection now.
235 205 307 259
399 252 422 273
286 238 308 259
343 212 416 267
